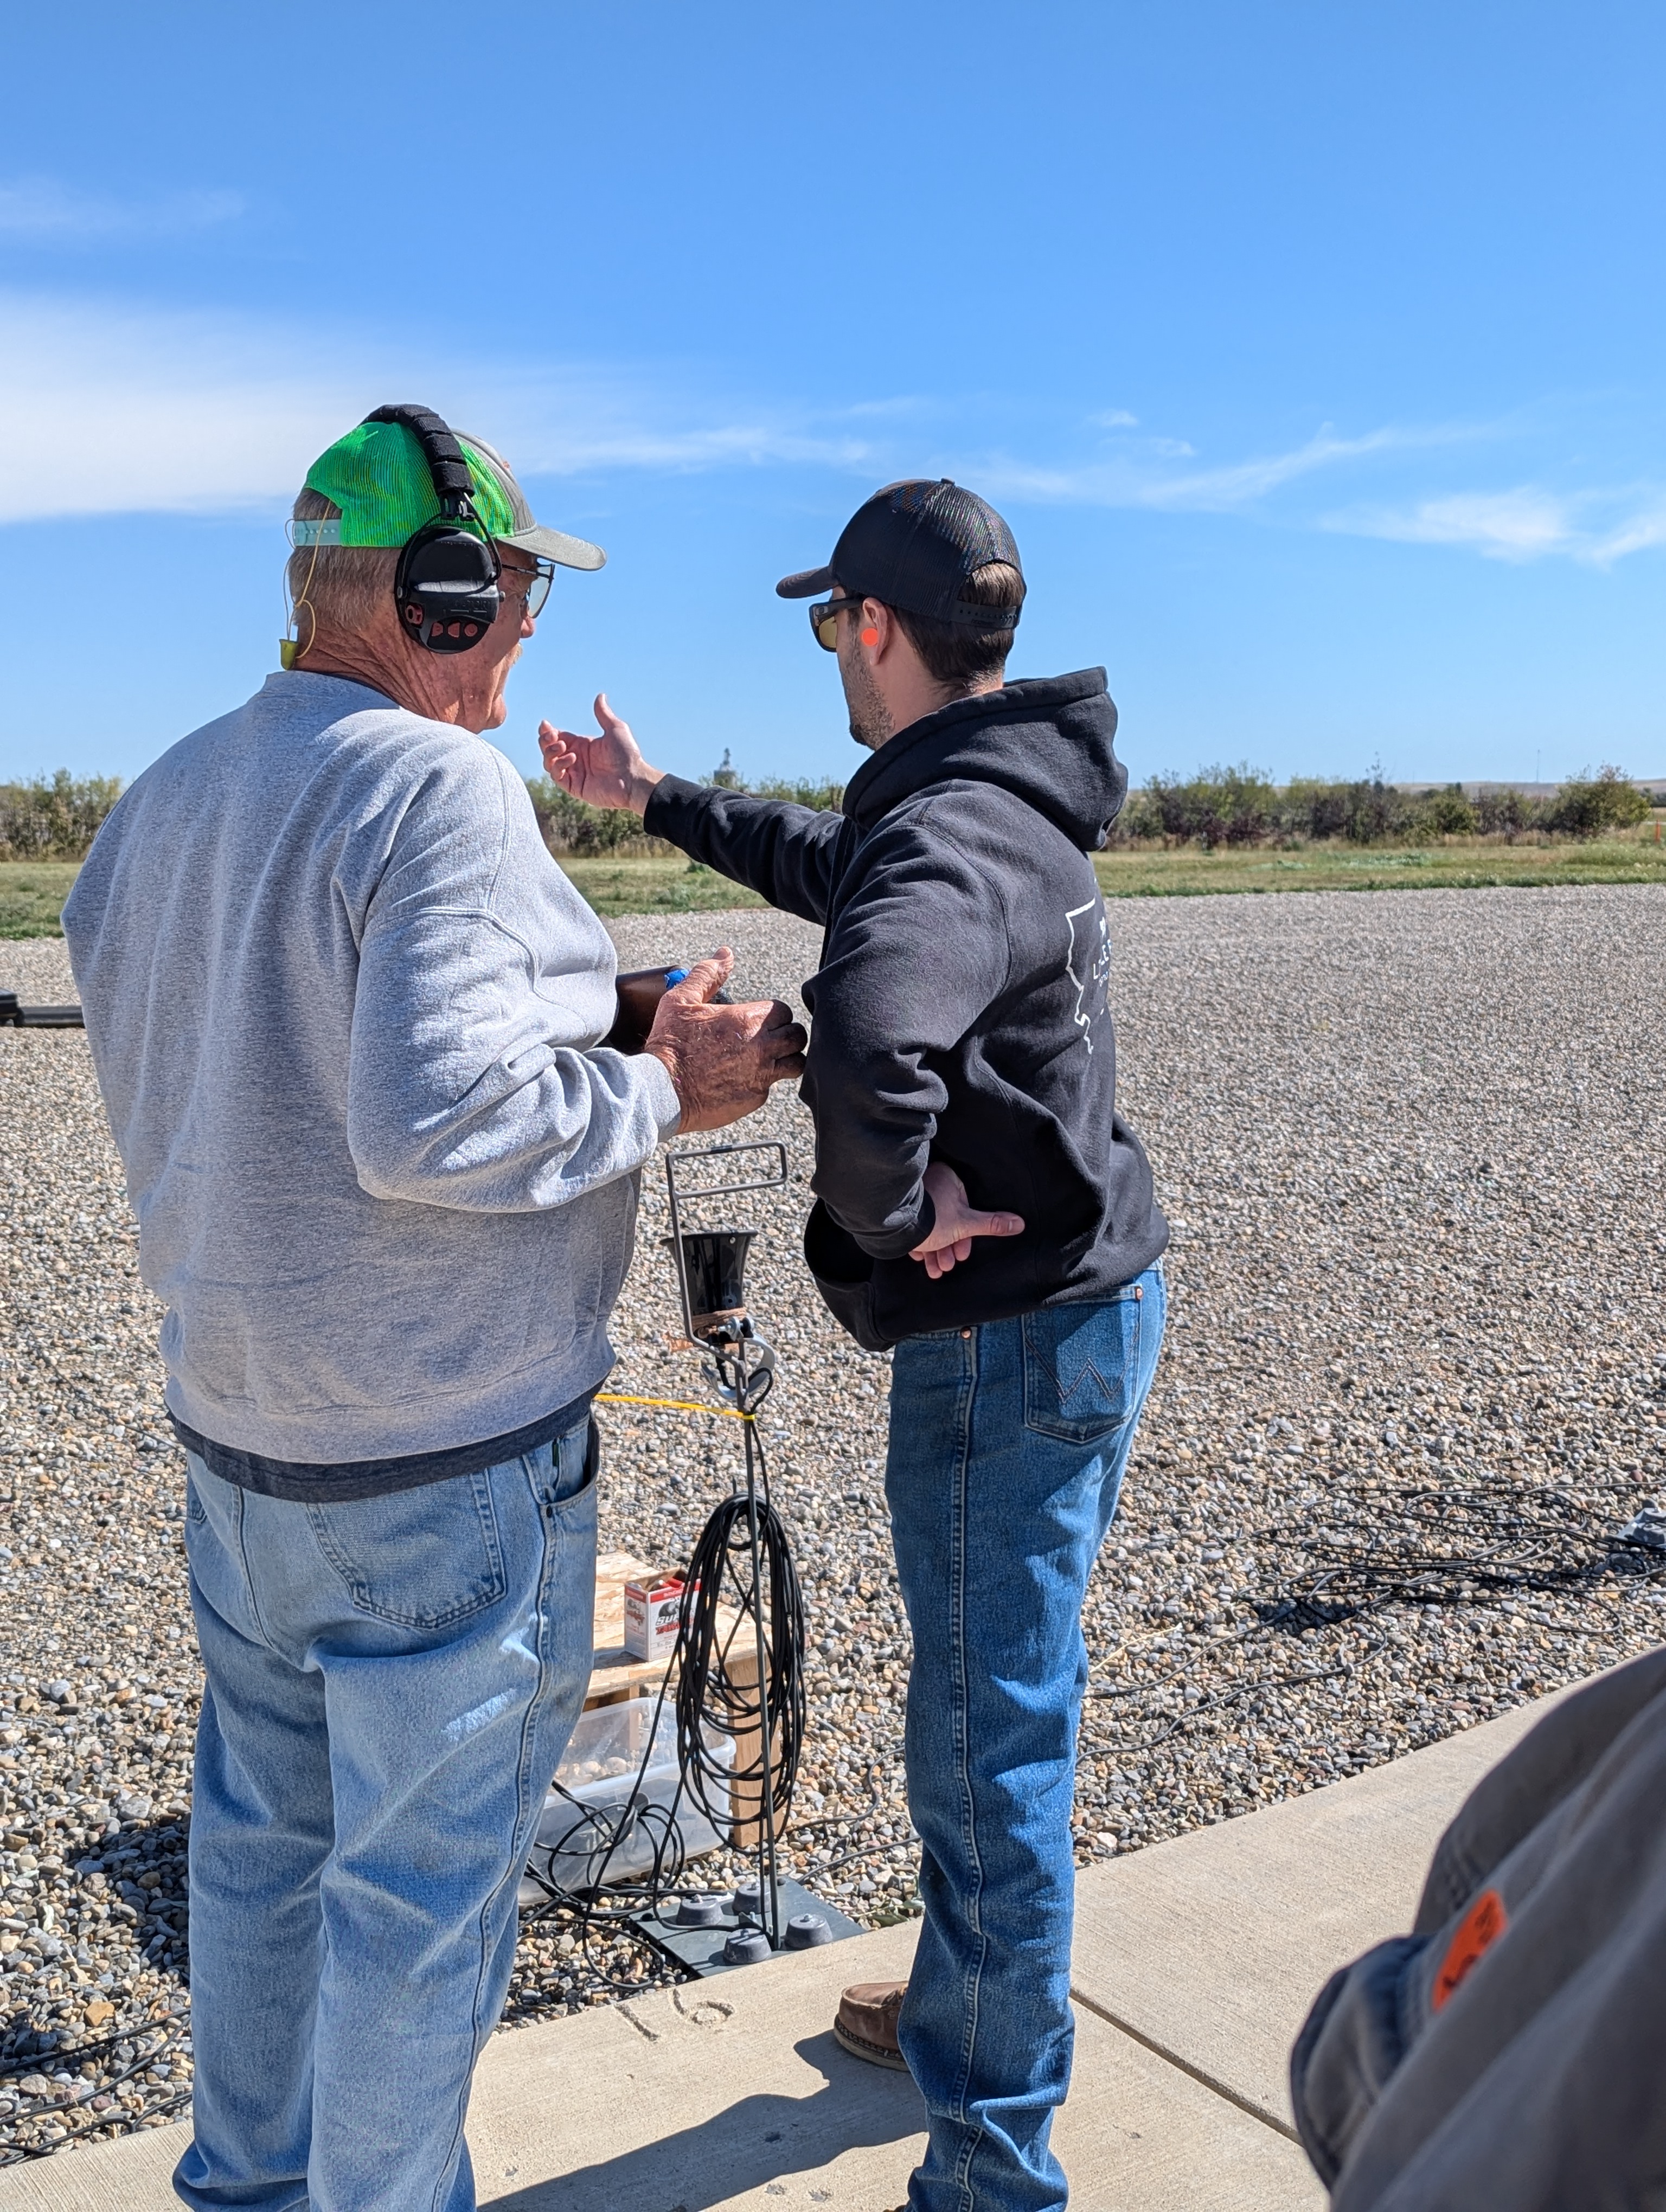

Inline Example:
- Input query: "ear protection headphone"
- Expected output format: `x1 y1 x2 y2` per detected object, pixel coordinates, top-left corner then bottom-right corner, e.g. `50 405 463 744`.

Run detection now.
363 403 504 654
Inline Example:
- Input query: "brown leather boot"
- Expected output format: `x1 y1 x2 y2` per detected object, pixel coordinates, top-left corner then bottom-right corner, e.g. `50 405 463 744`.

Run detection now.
834 1979 909 2071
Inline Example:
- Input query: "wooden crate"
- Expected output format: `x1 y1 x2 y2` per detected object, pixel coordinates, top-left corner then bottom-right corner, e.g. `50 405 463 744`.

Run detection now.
585 1549 691 1709
586 1549 776 1844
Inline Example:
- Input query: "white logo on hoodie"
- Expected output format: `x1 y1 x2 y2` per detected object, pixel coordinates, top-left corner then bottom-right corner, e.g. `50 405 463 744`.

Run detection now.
1064 897 1111 1054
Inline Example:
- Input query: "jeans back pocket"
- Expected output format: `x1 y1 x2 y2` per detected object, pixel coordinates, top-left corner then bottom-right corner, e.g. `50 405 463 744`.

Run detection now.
1022 1295 1144 1444
307 1469 508 1630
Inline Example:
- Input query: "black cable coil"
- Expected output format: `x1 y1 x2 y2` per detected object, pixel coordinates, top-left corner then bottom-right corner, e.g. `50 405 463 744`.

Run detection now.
519 1411 807 1978
674 1466 806 1841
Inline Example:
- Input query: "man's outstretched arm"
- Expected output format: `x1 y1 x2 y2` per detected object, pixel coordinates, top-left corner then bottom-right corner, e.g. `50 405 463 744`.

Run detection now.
540 696 845 926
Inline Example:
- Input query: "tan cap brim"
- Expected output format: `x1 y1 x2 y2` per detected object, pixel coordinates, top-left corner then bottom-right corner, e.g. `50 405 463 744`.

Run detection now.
501 523 606 571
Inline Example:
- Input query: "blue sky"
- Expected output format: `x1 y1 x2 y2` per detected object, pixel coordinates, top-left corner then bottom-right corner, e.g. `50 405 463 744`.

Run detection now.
2 1 1662 793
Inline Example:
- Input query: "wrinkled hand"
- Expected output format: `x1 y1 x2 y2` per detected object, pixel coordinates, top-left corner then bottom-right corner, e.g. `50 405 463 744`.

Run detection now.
539 693 662 815
909 1163 1025 1281
646 950 806 1134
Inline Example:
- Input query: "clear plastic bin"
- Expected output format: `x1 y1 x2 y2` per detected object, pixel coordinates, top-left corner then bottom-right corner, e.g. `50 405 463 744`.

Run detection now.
519 1696 731 1902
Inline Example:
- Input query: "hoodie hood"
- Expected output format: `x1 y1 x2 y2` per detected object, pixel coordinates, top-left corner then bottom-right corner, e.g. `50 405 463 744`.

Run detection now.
841 667 1126 851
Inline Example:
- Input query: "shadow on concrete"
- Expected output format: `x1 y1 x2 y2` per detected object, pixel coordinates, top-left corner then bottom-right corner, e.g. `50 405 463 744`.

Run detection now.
484 2029 924 2211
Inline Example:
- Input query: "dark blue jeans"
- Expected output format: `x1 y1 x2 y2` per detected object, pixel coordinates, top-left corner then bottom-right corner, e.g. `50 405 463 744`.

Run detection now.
886 1270 1166 2212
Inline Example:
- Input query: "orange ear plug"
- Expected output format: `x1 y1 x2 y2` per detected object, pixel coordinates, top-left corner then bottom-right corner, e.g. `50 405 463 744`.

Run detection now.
861 626 879 647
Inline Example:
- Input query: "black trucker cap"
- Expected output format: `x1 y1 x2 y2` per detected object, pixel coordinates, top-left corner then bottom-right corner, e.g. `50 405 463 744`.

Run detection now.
776 479 1024 629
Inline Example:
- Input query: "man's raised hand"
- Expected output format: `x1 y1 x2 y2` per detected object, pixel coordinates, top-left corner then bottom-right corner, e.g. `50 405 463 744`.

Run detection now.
539 693 663 816
645 949 807 1134
909 1162 1025 1281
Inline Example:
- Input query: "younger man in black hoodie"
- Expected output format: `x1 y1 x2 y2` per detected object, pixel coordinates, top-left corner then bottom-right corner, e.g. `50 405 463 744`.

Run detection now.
542 481 1168 2212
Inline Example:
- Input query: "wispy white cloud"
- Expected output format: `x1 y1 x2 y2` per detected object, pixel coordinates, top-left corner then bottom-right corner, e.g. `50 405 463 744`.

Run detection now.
1328 487 1576 560
1325 484 1666 565
0 294 370 521
0 176 244 242
1085 409 1191 458
972 423 1445 514
0 292 879 523
2 287 1662 577
1585 499 1666 565
1140 425 1407 509
994 416 1666 568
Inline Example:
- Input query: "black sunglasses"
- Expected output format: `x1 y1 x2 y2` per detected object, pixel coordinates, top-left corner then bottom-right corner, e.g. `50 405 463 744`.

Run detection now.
499 558 555 619
807 595 866 651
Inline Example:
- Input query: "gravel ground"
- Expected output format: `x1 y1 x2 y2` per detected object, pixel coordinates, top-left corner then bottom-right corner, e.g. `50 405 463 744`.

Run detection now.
2 885 1664 2160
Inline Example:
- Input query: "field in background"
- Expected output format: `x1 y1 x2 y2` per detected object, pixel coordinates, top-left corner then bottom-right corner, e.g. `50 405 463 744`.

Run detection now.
1092 827 1666 897
555 857 768 918
570 831 1666 910
0 856 770 939
0 863 80 938
7 829 1666 939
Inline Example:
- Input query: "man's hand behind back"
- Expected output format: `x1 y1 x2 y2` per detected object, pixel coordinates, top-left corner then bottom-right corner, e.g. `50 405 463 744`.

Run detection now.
646 951 806 1133
910 1162 1025 1281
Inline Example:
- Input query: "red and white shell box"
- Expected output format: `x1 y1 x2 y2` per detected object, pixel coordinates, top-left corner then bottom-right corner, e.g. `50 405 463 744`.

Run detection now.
623 1573 685 1661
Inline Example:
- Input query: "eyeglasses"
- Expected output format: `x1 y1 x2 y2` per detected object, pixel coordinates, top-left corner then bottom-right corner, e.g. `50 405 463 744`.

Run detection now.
499 558 555 619
807 595 866 651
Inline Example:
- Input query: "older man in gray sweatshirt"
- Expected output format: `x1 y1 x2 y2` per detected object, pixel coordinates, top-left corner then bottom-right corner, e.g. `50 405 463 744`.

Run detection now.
62 407 804 2212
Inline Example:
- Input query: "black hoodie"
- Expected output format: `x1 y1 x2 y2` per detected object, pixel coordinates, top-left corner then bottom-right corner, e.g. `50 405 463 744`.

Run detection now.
643 667 1167 1351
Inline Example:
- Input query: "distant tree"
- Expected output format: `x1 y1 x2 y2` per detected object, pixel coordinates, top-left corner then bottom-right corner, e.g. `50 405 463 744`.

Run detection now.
0 770 124 861
751 775 847 812
1337 776 1415 844
524 757 847 856
524 776 653 855
1412 785 1479 838
1473 787 1546 839
701 754 845 809
1543 766 1651 838
1141 763 1277 848
1268 774 1417 844
1280 779 1355 841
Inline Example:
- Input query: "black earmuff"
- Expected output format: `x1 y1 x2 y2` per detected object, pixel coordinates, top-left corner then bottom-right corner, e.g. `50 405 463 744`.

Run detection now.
392 518 502 653
363 404 504 655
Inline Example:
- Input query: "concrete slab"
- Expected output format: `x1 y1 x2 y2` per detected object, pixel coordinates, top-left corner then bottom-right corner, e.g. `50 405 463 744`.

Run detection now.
0 1919 1316 2212
2 1695 1556 2212
0 2123 182 2212
1069 1692 1558 2134
466 1926 1319 2212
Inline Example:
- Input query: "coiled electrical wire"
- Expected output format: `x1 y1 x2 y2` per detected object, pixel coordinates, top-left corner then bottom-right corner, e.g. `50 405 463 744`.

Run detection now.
518 1407 808 1975
674 1425 806 1841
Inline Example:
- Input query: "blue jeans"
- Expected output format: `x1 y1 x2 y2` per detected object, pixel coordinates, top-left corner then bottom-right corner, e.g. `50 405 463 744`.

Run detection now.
886 1271 1166 2212
174 1422 598 2212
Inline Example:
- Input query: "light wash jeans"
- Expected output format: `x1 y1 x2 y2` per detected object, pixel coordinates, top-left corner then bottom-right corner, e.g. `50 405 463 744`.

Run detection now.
174 1420 598 2212
886 1270 1166 2212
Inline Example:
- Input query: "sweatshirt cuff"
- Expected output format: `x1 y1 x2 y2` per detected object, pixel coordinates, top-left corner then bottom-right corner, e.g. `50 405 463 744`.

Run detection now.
638 1051 683 1140
843 1186 935 1262
643 774 709 846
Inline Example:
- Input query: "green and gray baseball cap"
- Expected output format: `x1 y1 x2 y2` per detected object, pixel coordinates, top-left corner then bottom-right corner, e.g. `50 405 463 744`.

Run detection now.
299 416 605 569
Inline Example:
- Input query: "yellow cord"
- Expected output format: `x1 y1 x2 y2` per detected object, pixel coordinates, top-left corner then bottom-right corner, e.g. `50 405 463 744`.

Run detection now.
594 1392 754 1424
281 519 325 668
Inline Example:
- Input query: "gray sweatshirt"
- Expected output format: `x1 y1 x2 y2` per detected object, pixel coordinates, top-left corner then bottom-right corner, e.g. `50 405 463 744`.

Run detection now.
1290 1642 1666 2209
63 671 680 1474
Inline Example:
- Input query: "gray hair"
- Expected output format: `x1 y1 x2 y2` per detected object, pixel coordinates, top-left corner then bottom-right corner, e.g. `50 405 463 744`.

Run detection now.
286 486 400 644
